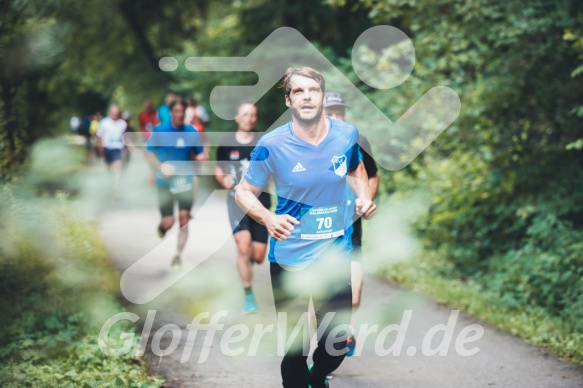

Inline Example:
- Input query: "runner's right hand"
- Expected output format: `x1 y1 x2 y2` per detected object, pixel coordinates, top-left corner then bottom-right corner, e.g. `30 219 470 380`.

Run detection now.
161 162 176 176
265 214 299 241
355 198 376 220
223 175 235 190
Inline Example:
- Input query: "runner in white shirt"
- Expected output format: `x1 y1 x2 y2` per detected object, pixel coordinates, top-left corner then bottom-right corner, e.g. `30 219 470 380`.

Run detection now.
97 105 127 198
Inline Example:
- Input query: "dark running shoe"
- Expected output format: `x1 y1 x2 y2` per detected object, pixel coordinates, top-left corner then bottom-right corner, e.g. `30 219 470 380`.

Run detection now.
157 224 166 238
308 364 331 387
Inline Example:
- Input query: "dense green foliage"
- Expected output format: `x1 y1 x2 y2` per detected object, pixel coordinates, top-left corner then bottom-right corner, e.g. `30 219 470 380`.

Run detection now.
0 143 161 386
0 189 162 386
0 0 211 180
345 0 583 334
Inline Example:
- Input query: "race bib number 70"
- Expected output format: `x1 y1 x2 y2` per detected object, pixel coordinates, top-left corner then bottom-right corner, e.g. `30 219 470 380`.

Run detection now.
300 203 344 240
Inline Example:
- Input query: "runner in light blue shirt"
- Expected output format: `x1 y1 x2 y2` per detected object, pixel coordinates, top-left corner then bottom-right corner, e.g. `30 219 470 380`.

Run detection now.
236 67 376 388
145 99 207 268
244 118 360 267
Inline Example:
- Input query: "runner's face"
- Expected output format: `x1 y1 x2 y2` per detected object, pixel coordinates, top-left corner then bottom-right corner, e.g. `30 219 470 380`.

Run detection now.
286 75 324 126
109 106 121 120
324 107 345 121
165 93 176 105
171 104 186 127
235 103 258 132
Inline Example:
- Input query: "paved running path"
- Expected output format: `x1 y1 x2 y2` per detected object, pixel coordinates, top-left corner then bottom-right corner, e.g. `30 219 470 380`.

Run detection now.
96 152 583 387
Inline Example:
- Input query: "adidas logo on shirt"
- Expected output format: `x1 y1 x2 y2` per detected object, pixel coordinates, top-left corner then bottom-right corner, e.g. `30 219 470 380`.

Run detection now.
292 162 306 172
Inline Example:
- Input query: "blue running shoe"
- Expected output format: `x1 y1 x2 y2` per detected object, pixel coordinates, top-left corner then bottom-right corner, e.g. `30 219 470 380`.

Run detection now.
346 334 356 357
243 294 258 314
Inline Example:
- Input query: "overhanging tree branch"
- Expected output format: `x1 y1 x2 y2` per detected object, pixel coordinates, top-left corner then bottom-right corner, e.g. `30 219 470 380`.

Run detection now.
118 0 159 71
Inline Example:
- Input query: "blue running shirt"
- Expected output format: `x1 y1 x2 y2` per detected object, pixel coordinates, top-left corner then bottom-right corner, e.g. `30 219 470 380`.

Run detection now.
157 104 171 125
244 118 360 267
146 122 204 187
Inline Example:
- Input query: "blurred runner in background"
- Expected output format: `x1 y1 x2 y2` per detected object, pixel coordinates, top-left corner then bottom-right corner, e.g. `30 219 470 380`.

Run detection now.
186 97 210 154
323 92 380 380
146 99 208 268
70 116 81 133
139 99 160 184
121 110 134 171
89 112 102 157
215 102 270 314
138 99 159 141
96 105 127 199
157 92 176 126
194 97 211 129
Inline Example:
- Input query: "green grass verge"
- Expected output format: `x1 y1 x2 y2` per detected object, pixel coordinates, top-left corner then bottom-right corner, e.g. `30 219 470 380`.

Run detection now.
0 187 163 387
383 254 583 364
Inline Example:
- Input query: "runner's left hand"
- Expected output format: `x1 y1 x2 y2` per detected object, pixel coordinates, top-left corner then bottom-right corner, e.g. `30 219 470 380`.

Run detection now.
195 151 209 161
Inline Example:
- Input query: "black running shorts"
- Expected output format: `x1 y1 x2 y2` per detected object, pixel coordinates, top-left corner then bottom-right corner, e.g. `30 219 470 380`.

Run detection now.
350 218 363 262
227 192 269 243
156 185 193 217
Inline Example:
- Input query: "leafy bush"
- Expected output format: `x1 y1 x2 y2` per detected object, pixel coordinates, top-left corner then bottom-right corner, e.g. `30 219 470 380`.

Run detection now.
347 0 583 357
0 188 162 387
486 213 583 329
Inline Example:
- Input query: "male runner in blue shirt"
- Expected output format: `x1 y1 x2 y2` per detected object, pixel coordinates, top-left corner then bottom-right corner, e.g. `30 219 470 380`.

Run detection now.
323 92 380 381
236 67 376 388
146 99 207 267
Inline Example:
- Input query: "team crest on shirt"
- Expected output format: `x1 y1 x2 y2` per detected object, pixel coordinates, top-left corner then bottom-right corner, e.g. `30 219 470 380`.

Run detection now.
331 155 347 177
176 137 185 147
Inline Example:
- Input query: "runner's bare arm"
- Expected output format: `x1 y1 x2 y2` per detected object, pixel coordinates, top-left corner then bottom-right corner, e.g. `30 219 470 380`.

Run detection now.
236 177 299 241
200 132 210 155
369 174 380 201
214 164 235 189
144 150 175 175
96 135 103 156
347 161 377 219
193 150 209 161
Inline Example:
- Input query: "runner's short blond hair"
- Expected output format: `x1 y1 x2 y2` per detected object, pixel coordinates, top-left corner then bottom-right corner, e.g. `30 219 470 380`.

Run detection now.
281 67 325 97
